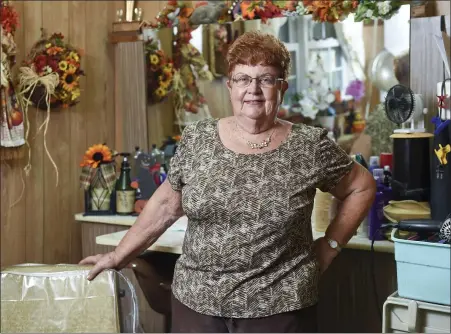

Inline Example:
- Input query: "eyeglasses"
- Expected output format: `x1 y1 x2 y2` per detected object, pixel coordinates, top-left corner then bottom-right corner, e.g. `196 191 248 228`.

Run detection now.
231 74 284 88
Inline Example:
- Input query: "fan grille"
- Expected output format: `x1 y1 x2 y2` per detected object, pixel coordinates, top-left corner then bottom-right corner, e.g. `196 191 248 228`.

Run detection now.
384 84 415 125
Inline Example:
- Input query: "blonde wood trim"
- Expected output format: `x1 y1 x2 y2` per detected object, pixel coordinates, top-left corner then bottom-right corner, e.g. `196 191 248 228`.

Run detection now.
390 132 435 138
114 41 149 153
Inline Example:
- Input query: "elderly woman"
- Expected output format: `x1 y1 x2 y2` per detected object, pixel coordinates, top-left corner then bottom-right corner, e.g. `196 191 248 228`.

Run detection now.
80 31 376 333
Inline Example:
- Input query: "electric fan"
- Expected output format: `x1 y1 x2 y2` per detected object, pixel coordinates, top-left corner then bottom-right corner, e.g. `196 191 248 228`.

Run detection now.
384 84 428 133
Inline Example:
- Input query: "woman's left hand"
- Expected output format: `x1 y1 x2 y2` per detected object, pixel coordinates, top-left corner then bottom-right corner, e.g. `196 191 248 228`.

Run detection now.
313 237 340 274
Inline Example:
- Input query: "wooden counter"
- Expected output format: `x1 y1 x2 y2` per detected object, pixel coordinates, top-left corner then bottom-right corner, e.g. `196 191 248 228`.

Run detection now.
75 213 394 254
76 213 397 333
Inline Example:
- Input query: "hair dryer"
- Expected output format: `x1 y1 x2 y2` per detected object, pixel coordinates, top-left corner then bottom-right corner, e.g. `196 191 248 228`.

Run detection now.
393 217 451 243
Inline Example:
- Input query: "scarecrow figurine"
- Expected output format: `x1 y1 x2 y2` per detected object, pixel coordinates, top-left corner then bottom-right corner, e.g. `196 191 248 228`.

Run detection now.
0 1 25 160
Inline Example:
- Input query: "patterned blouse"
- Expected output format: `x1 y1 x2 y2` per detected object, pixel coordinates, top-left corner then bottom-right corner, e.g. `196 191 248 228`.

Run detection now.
167 118 354 318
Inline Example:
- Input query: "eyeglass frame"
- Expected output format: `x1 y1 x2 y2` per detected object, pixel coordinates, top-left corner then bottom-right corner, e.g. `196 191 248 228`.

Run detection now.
230 74 286 88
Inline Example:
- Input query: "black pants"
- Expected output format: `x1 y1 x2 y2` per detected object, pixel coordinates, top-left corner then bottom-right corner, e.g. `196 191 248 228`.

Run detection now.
171 294 318 333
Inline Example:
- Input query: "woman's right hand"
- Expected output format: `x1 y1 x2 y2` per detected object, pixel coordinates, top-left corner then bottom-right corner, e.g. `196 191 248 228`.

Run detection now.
79 251 121 281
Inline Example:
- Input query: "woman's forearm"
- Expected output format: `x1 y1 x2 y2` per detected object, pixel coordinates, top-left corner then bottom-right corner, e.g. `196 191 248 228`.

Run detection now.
325 186 375 246
113 181 184 268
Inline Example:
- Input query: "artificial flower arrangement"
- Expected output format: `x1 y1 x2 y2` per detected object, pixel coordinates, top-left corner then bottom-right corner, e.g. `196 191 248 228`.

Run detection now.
79 143 118 213
1 0 19 36
354 0 402 23
214 24 228 54
147 0 194 29
174 41 212 114
294 54 336 121
345 79 365 102
143 0 214 128
302 0 359 23
145 38 175 104
233 1 297 22
18 31 84 111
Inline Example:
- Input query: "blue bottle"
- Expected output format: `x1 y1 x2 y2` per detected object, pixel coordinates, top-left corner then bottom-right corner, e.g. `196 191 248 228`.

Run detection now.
368 177 386 241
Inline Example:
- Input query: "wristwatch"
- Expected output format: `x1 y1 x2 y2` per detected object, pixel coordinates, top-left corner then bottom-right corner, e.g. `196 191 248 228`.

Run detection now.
326 237 342 252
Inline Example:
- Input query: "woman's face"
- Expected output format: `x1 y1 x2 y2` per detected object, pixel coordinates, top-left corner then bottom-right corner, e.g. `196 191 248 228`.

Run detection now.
227 64 288 120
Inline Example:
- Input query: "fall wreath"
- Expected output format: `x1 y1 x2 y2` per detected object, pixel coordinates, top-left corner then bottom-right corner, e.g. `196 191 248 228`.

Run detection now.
18 30 85 111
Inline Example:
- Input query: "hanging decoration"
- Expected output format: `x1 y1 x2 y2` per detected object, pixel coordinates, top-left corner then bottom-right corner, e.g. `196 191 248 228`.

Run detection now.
79 143 117 214
1 0 25 161
228 0 402 23
144 38 175 104
18 31 84 110
354 0 402 23
143 1 214 130
230 1 297 22
302 1 359 23
15 30 85 186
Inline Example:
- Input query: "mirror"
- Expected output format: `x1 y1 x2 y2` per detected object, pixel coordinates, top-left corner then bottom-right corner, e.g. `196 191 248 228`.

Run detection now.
144 5 411 132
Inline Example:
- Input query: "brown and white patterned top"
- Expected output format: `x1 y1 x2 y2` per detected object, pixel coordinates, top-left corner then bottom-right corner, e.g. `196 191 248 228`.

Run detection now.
167 118 354 318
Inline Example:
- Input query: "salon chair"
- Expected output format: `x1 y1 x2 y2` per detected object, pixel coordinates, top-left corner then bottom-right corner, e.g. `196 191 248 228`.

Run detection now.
130 251 180 332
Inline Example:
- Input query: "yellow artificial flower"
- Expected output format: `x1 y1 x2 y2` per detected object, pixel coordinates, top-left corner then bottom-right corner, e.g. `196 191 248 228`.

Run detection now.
71 88 81 101
61 69 78 91
68 51 80 62
45 43 52 48
68 63 77 72
59 61 68 71
163 66 173 76
150 54 159 65
155 87 167 98
57 89 69 101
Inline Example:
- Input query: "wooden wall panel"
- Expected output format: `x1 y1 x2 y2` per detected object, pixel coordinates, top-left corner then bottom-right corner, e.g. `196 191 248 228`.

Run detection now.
68 1 87 264
410 15 450 133
0 1 161 267
41 0 71 264
22 1 45 264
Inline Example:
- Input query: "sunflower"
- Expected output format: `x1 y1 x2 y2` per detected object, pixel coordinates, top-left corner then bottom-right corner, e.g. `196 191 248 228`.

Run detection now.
59 61 68 71
61 69 78 91
80 144 113 168
150 54 160 65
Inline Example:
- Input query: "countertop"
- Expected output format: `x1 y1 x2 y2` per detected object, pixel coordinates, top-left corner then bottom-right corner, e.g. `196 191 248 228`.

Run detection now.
77 214 395 254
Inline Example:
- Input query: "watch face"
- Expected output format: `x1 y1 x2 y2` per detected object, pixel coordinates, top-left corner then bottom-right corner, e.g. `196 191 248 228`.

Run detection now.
329 240 338 248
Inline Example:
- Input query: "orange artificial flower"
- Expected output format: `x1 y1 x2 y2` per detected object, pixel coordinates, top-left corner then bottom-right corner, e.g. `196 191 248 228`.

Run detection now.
80 144 113 168
241 1 257 20
46 46 64 55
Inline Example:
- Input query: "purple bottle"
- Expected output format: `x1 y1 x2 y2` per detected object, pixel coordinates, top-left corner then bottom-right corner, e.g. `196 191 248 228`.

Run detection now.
368 156 380 175
368 176 386 241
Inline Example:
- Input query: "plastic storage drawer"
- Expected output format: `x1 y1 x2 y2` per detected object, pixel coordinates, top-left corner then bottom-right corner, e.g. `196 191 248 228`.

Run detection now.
383 291 451 333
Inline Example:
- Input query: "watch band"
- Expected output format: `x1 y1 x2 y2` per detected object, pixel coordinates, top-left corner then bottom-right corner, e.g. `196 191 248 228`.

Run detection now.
326 237 342 252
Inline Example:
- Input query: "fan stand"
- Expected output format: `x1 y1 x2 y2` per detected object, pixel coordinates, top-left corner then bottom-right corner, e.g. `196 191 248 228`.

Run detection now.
393 107 428 133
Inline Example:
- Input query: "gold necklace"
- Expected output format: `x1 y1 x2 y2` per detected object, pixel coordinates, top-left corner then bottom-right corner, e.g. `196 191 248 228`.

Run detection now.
235 120 278 149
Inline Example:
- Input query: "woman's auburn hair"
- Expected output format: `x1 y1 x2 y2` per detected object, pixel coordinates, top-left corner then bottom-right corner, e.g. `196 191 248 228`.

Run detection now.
226 30 291 80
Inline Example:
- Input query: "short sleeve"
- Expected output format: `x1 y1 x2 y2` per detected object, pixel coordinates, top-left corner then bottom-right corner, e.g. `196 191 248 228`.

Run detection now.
315 129 354 193
167 124 195 191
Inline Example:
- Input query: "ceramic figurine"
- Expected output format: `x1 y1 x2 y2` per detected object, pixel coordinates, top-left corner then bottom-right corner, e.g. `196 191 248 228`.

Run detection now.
189 1 227 25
